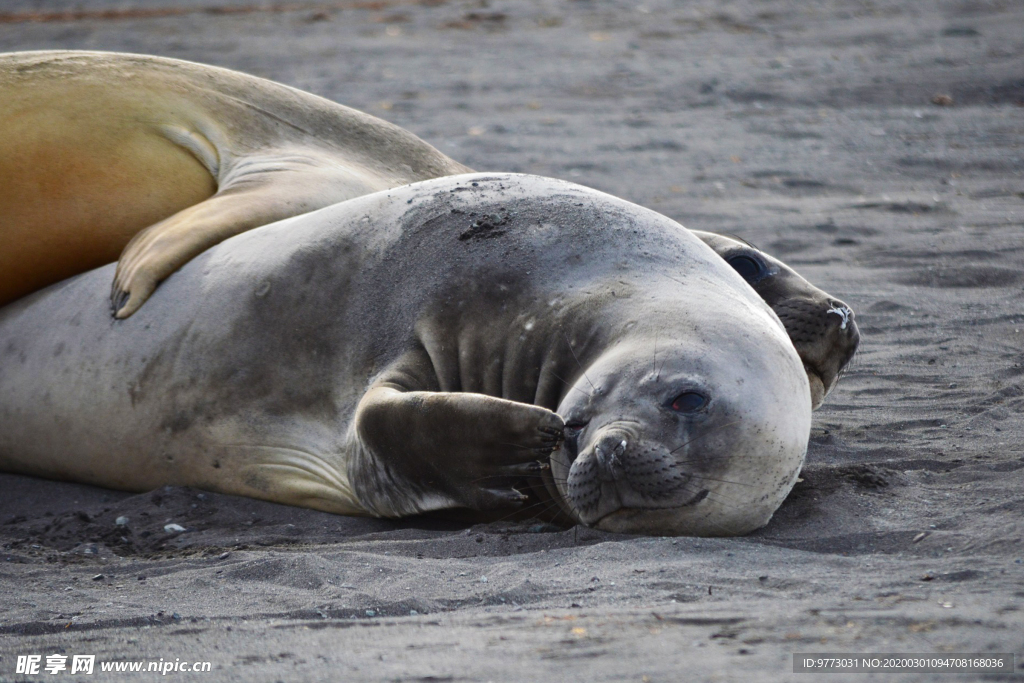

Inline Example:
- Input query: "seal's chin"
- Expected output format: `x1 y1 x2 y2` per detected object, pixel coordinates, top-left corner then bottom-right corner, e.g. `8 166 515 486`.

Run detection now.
804 365 828 410
587 487 711 526
777 299 859 410
593 492 773 537
672 487 710 507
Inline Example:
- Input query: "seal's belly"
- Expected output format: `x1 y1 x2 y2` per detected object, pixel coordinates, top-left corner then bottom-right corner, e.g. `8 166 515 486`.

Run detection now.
0 255 368 517
0 84 216 307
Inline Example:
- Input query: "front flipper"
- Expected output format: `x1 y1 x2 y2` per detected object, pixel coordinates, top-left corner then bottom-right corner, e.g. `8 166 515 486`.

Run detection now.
350 385 564 517
110 160 389 318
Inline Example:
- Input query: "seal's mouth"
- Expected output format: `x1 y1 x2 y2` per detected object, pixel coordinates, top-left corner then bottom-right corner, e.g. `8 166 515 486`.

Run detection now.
681 487 710 506
654 487 709 509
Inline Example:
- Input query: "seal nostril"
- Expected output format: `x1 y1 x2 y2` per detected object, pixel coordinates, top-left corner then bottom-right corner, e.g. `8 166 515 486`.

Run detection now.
826 303 853 331
592 431 631 481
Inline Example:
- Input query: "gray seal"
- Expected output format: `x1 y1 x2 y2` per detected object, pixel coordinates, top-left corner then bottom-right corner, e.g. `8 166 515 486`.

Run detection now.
0 173 811 536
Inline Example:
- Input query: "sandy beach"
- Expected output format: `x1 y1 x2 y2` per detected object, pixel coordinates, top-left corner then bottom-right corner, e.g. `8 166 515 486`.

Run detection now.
1 0 1022 680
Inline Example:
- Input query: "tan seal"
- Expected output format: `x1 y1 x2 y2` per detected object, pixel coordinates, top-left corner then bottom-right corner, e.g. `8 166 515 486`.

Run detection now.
0 50 469 317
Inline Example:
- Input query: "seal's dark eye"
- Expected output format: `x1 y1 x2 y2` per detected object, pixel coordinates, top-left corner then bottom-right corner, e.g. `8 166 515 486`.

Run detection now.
564 421 588 437
563 421 588 460
671 392 707 412
726 255 766 284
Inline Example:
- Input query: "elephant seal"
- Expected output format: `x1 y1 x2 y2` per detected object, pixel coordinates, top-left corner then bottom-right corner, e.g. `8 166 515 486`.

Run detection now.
691 232 859 408
0 50 469 317
0 173 811 536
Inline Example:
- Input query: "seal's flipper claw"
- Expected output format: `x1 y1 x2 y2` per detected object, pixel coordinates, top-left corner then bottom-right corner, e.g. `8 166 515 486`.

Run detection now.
498 461 550 477
111 289 130 317
112 276 157 319
111 167 382 320
536 428 564 450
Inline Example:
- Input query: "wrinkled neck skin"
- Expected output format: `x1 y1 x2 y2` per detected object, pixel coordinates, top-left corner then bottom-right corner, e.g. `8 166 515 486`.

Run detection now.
357 287 623 524
414 300 615 413
348 273 661 523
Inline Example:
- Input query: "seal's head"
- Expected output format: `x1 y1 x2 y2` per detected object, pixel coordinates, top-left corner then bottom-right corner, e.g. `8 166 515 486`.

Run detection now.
693 231 860 409
550 307 811 537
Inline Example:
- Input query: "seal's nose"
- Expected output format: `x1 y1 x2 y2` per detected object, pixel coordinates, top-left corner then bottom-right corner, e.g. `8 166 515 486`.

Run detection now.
825 298 860 374
593 431 628 482
826 299 854 331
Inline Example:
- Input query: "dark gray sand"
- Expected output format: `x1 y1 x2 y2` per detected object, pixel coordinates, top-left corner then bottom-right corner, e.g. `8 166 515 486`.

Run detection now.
1 0 1023 680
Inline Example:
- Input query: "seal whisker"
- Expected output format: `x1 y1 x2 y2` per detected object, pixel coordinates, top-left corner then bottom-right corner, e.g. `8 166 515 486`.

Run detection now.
700 490 756 516
501 478 584 525
680 453 780 463
659 273 687 287
467 473 547 487
723 233 759 250
463 471 569 486
669 420 742 454
494 441 559 452
653 333 658 380
485 496 573 526
652 334 668 382
657 481 749 517
549 370 592 399
674 471 760 489
563 332 596 392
